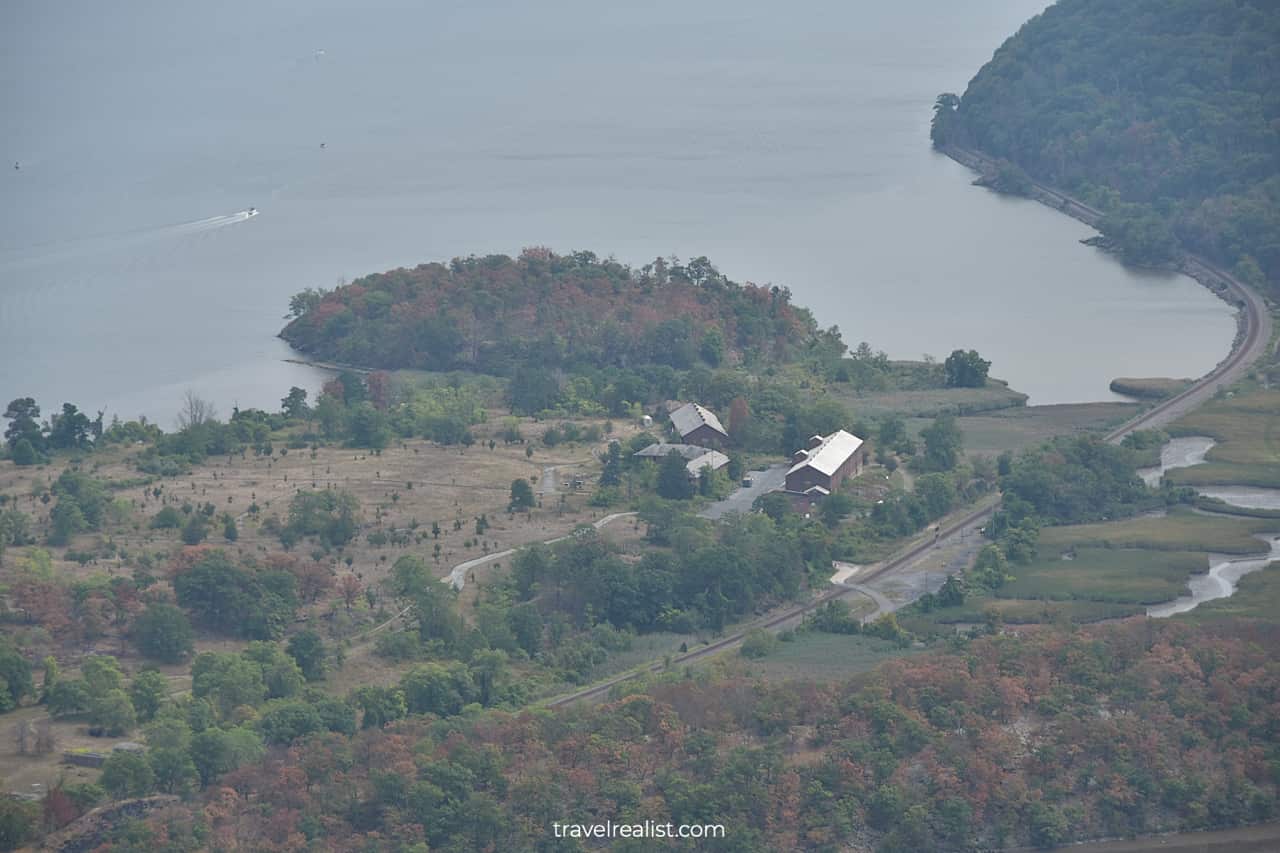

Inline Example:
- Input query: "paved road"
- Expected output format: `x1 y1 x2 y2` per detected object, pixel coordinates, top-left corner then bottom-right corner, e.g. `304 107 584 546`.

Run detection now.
445 511 637 588
699 463 788 520
538 465 559 496
546 152 1273 711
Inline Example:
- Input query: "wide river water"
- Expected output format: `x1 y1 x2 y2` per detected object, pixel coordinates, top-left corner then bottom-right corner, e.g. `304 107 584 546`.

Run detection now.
1 0 1236 426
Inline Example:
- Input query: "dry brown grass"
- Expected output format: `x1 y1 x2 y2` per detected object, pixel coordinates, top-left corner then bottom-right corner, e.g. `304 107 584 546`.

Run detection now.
0 412 647 786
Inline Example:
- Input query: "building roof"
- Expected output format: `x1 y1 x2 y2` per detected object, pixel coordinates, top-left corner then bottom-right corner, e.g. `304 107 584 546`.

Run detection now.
634 443 712 461
670 402 727 440
787 430 864 478
686 450 730 477
633 443 729 477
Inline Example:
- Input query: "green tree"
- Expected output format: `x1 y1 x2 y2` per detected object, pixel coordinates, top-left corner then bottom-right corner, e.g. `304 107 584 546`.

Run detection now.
353 686 407 729
243 642 305 699
149 747 198 795
819 492 856 528
468 649 508 707
81 655 124 696
401 662 473 717
257 700 323 744
133 603 195 663
599 442 623 487
657 451 694 500
286 630 327 682
45 681 90 717
920 414 963 471
877 413 907 451
129 669 169 723
943 349 990 388
191 652 266 718
189 727 263 787
508 478 535 512
0 798 38 851
509 366 561 414
47 403 93 450
181 514 208 546
914 472 956 519
281 386 309 419
971 544 1013 591
0 643 33 710
348 402 390 449
9 438 39 466
89 688 137 736
3 398 43 453
936 574 966 607
151 506 182 529
100 749 155 798
48 501 87 546
174 551 296 640
699 327 725 366
740 629 778 659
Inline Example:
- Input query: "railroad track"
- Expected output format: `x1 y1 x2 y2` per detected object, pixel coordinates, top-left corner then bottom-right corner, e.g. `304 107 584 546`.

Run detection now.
546 154 1272 710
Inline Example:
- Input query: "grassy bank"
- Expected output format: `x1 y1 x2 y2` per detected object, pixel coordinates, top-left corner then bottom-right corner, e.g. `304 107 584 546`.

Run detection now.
1039 509 1274 555
997 547 1207 605
1165 389 1280 487
901 509 1275 636
840 380 1028 420
943 402 1140 456
1195 495 1280 519
1182 563 1280 625
1109 377 1191 399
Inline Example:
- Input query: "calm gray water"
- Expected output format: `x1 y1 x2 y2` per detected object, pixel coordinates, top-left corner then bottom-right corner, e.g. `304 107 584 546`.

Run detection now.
1 0 1236 426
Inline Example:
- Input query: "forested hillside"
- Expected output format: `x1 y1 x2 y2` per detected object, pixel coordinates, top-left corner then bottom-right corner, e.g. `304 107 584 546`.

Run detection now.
932 0 1280 292
281 248 820 373
95 621 1280 852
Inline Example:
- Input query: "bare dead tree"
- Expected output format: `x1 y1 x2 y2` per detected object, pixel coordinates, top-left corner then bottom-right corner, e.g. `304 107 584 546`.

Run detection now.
176 390 217 431
34 718 56 755
12 720 31 755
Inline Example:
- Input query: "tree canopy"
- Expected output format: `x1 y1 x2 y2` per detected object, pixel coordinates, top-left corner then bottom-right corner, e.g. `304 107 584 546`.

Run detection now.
934 0 1280 293
280 249 825 374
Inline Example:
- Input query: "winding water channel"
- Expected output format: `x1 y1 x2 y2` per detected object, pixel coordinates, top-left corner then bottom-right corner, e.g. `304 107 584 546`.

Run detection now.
1138 436 1280 617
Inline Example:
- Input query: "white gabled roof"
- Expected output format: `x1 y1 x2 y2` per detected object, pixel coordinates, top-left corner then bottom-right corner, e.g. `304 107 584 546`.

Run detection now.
787 430 863 477
686 450 729 477
634 443 711 460
670 402 727 439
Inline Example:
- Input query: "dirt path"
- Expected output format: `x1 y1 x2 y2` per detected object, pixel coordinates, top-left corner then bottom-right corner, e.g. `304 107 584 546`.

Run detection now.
547 152 1274 711
444 510 637 589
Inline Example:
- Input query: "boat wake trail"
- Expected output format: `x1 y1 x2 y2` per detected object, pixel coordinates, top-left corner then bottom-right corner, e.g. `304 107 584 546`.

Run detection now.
0 209 259 273
168 209 258 234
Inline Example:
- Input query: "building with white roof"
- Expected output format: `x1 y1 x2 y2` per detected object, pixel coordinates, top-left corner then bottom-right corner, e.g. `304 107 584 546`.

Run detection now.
784 430 866 497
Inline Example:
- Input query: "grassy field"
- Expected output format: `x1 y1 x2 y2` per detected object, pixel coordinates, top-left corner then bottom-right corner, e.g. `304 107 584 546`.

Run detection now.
899 597 1143 635
1039 509 1274 555
913 402 1140 457
741 632 915 682
835 381 1028 420
0 411 630 745
997 547 1207 605
1180 562 1280 624
902 508 1278 634
1165 389 1280 487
